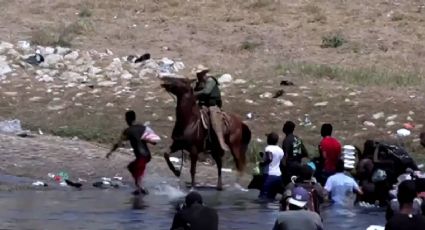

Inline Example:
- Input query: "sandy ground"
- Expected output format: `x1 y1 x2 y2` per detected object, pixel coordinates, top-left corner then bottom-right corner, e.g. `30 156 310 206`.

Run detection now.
0 133 242 190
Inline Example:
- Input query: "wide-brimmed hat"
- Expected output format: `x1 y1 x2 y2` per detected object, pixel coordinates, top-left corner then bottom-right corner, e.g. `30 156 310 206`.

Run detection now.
194 64 209 74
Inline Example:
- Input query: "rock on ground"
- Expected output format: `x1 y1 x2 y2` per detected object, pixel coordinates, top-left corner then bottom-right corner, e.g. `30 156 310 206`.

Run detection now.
218 74 233 84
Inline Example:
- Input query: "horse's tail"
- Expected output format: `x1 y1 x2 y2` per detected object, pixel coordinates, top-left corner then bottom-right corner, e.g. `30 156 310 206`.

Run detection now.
235 122 251 172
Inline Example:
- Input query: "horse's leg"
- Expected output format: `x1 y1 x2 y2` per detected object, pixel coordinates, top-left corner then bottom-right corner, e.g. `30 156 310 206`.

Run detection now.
229 139 245 186
190 151 198 189
212 149 224 191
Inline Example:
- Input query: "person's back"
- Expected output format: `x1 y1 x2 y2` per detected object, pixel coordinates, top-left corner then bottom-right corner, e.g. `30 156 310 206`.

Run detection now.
173 203 218 230
273 210 322 230
325 172 359 205
320 136 341 173
385 213 425 230
260 132 284 199
274 187 323 230
265 144 284 177
171 192 218 230
319 124 341 175
324 160 362 206
385 180 425 230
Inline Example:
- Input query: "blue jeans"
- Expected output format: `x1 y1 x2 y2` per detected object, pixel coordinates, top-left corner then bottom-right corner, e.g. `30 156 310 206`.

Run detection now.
259 175 282 200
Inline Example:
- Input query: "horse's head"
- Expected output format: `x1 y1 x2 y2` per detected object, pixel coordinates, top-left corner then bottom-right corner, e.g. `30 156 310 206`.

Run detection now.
160 76 196 97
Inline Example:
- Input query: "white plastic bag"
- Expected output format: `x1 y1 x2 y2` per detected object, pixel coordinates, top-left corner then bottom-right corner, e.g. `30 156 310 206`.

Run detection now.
142 126 161 143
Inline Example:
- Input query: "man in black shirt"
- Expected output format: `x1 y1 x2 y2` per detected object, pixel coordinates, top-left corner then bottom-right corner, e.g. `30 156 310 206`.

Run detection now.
281 121 309 184
106 110 157 195
385 180 425 230
171 192 219 230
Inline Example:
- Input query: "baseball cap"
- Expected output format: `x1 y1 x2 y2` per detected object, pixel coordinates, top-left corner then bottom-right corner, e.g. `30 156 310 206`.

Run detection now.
287 187 309 208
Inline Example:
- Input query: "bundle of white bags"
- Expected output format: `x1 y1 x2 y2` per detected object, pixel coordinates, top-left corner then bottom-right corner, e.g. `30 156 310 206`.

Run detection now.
342 145 356 170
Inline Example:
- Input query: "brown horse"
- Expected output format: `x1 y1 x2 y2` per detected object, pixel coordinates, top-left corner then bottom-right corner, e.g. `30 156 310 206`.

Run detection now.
160 76 251 190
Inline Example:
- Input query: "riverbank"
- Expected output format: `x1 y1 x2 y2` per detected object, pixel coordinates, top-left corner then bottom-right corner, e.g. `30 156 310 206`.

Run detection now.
0 133 242 191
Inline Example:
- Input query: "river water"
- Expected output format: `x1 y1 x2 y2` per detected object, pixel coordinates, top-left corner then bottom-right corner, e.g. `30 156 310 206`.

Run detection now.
0 173 385 230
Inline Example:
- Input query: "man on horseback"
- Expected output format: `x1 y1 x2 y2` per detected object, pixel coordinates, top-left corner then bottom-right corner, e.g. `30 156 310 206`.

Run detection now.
193 65 230 152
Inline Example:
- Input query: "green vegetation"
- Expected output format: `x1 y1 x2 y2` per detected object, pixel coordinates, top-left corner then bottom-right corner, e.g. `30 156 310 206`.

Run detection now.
276 63 423 87
31 18 94 47
321 34 345 48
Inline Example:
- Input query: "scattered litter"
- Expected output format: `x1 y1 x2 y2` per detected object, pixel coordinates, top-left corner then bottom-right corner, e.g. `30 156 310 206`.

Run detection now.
314 101 328 107
363 121 376 127
259 92 272 98
277 99 294 107
272 89 284 98
280 80 294 86
59 181 68 187
403 123 414 129
372 112 385 120
134 53 151 63
301 114 312 126
0 57 12 75
169 157 180 163
386 121 396 127
218 73 233 84
396 129 411 137
32 181 48 187
17 41 31 50
386 114 398 121
0 119 25 134
65 179 82 188
24 53 44 65
245 99 254 104
246 112 253 119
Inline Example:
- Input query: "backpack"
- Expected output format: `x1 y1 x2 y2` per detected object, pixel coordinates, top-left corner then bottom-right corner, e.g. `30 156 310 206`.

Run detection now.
292 136 303 158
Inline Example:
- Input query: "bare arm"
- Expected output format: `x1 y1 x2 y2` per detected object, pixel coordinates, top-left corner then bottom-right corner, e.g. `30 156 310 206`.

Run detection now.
259 151 273 167
106 133 127 159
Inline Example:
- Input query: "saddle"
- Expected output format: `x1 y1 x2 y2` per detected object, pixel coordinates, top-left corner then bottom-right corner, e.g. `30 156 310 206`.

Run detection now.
199 107 230 132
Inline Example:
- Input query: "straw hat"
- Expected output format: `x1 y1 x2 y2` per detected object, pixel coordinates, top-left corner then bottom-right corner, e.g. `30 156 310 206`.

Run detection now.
193 64 210 74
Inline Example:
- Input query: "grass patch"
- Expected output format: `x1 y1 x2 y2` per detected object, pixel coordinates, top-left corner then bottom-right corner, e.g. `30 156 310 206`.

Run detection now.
276 63 424 87
304 4 327 23
78 6 92 18
240 40 262 51
321 33 346 48
246 0 276 9
31 18 94 47
51 126 114 143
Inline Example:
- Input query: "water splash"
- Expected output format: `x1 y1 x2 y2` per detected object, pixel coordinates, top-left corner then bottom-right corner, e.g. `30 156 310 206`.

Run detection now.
153 183 186 200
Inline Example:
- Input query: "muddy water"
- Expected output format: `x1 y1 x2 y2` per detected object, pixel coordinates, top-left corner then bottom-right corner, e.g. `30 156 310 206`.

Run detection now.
0 174 385 230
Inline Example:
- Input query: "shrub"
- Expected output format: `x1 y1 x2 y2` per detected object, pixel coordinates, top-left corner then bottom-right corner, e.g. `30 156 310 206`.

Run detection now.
321 34 346 48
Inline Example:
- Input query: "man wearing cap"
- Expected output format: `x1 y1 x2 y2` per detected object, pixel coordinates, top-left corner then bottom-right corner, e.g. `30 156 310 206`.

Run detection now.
193 65 229 151
273 187 323 230
170 191 218 230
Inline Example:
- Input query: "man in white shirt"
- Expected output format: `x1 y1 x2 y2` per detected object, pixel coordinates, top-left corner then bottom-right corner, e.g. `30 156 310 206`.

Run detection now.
259 132 285 199
324 159 363 206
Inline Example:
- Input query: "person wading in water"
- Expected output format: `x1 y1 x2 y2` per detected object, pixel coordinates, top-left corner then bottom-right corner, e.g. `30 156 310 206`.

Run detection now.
106 110 159 195
193 65 229 152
